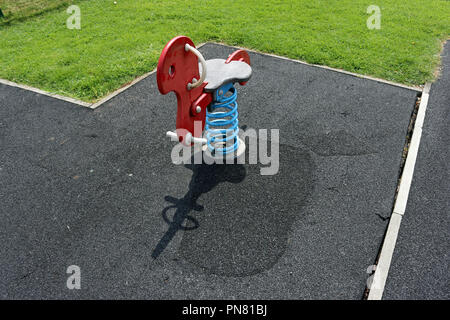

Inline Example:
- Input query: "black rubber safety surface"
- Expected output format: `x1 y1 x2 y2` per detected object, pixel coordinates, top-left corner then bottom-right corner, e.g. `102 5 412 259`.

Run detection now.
383 41 450 300
0 43 417 299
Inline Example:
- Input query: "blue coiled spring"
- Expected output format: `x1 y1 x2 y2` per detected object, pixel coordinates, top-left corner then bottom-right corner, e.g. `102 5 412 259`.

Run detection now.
205 82 239 156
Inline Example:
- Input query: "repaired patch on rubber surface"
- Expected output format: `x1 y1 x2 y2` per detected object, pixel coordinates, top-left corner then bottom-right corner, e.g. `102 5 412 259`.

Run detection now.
173 143 314 276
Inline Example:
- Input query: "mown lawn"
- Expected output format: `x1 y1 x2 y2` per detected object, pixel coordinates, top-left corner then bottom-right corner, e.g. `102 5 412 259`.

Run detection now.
0 0 449 102
0 0 79 24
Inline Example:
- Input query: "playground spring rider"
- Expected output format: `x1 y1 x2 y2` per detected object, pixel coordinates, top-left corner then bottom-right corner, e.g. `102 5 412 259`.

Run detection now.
156 36 252 160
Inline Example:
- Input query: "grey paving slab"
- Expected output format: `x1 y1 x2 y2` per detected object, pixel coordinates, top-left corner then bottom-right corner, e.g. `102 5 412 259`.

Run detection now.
0 43 417 299
383 42 450 300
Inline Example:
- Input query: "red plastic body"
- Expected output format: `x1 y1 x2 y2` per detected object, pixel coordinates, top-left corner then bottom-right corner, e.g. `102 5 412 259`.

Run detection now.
226 50 251 86
157 36 210 144
225 49 250 65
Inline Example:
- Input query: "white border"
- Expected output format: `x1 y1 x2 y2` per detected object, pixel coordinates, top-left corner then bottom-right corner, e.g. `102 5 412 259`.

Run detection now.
393 83 431 215
89 69 156 109
0 42 422 110
89 42 206 109
216 42 422 92
367 83 431 300
0 78 91 108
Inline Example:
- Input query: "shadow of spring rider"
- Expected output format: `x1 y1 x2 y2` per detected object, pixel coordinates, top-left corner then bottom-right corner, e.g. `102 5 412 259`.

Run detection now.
156 36 252 162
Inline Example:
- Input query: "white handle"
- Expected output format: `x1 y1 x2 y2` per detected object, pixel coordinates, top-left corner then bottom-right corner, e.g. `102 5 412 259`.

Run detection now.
166 131 207 145
185 44 207 90
166 131 179 141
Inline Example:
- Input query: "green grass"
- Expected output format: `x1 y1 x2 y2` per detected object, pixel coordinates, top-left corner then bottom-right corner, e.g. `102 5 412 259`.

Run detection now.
0 0 449 102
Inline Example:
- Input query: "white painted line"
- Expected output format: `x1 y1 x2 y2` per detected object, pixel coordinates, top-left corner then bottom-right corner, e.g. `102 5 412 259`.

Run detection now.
0 78 92 108
367 82 432 300
393 83 431 215
367 212 403 300
212 42 422 92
